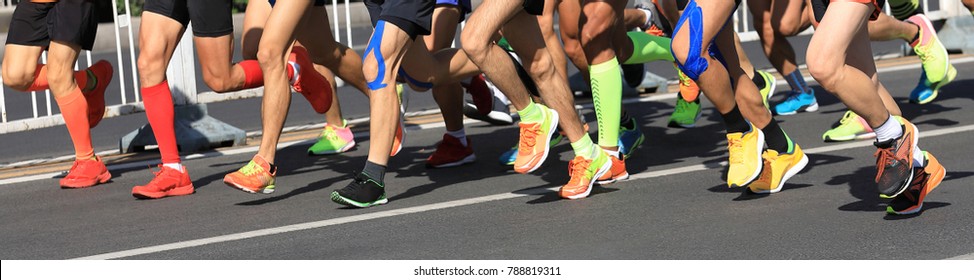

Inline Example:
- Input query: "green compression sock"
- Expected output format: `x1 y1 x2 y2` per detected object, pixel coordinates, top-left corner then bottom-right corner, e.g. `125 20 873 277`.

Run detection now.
624 31 674 64
570 134 598 160
590 57 622 149
517 100 544 124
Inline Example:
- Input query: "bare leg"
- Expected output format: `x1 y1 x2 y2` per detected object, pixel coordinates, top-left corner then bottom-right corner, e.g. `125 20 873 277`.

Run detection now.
1 45 45 91
426 6 466 133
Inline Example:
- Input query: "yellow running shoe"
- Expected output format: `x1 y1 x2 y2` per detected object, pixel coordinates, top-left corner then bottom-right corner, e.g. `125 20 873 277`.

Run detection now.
726 123 765 188
748 145 809 194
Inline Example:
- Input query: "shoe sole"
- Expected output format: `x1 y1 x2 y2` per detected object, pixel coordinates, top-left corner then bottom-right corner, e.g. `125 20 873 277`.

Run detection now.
60 170 112 189
330 192 388 208
224 180 275 194
308 140 356 156
916 66 956 105
428 154 477 168
596 171 630 185
730 130 766 188
132 184 195 199
563 159 613 200
515 109 560 174
879 122 920 199
776 102 819 116
667 109 703 128
751 153 809 194
823 132 877 143
887 159 946 215
622 133 646 160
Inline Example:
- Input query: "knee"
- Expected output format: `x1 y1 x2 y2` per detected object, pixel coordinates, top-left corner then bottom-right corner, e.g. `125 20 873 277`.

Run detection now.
1 67 33 91
202 73 233 93
965 0 974 10
361 55 385 85
775 18 802 37
460 31 490 64
44 64 74 89
256 45 287 69
806 51 840 91
136 53 169 86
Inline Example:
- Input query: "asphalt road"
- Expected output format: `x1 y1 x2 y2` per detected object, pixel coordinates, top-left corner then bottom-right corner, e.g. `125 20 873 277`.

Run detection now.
0 57 971 260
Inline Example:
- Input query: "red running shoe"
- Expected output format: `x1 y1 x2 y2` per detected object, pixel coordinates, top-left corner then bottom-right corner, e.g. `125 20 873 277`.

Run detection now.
462 74 493 116
426 134 476 168
132 165 195 199
290 46 333 114
60 157 112 189
84 60 113 128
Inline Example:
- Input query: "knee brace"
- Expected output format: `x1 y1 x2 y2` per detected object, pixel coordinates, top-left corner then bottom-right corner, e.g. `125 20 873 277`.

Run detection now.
365 21 389 90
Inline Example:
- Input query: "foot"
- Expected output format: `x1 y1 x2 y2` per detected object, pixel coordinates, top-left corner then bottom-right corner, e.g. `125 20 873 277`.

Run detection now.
289 46 333 114
308 120 356 155
83 60 113 128
619 118 646 159
822 111 876 142
875 120 919 198
667 94 702 128
596 153 630 185
773 89 818 116
887 151 946 215
223 155 276 194
747 145 809 194
391 86 407 157
132 165 194 199
499 131 564 166
726 123 765 188
907 14 957 97
331 172 388 208
461 74 494 115
59 156 112 189
560 152 612 200
513 104 559 174
426 134 476 168
756 70 777 110
463 94 514 126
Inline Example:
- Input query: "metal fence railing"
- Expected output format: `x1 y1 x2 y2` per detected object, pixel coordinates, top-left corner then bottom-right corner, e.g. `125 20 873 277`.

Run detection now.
0 0 967 134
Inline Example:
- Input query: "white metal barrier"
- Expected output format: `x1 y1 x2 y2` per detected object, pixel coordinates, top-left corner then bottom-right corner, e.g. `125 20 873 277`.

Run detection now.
0 0 967 135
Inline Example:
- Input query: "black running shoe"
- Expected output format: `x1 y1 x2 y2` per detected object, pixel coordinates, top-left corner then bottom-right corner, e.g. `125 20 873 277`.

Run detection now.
331 172 388 208
887 152 946 215
874 122 918 198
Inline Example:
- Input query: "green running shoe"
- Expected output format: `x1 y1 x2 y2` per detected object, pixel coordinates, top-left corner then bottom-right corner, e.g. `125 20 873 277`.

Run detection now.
668 94 702 128
308 120 356 155
822 111 876 142
756 70 777 110
907 14 956 101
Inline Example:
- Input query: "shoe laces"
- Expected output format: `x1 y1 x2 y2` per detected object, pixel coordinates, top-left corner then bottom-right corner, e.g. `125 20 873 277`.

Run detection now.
873 147 896 182
727 138 744 164
148 165 180 186
238 161 265 176
320 126 340 141
567 157 593 184
519 123 540 150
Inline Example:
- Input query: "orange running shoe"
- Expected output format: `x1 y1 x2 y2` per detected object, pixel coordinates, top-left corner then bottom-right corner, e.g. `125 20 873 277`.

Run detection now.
224 155 276 194
596 153 629 185
84 60 113 128
513 104 559 174
887 151 946 215
60 157 112 189
560 152 612 200
290 46 333 114
132 165 195 199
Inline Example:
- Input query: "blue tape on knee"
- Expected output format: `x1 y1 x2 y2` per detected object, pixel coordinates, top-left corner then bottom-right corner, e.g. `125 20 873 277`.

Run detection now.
672 0 708 81
398 69 433 91
365 21 389 91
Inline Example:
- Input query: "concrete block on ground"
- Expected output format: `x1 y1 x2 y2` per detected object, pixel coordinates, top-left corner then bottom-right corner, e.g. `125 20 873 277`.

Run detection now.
119 104 245 154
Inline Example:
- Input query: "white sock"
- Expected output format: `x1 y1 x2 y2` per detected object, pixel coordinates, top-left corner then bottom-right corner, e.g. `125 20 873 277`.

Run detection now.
446 129 467 147
913 147 925 167
163 163 185 173
603 148 620 159
288 61 300 85
873 115 903 143
641 8 654 30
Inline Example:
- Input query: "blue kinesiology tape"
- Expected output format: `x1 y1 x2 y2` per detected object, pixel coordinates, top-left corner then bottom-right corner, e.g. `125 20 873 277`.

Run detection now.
398 69 433 91
672 0 708 81
365 21 389 90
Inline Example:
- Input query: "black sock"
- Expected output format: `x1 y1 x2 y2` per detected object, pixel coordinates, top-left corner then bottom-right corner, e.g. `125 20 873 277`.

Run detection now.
363 161 386 183
910 23 921 44
761 120 794 154
268 163 278 174
751 70 766 89
620 111 635 130
721 106 751 134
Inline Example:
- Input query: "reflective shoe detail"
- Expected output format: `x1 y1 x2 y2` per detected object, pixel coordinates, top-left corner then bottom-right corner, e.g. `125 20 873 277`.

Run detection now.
596 154 629 185
823 111 876 142
747 145 809 194
560 152 612 200
427 134 476 168
619 119 646 159
289 46 333 114
726 123 765 188
513 105 559 174
887 152 946 215
84 60 113 128
331 172 387 208
874 121 919 198
907 14 956 89
308 120 356 155
668 94 702 128
59 157 112 189
756 70 777 110
132 165 195 199
223 155 276 194
773 89 818 115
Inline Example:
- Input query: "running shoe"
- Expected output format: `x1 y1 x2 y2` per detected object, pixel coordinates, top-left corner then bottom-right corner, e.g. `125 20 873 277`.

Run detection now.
636 0 672 36
596 153 630 185
463 94 514 125
289 46 333 114
391 85 406 157
132 165 194 199
223 155 276 194
59 157 112 189
619 118 646 159
668 94 702 128
748 145 809 194
331 172 387 208
822 111 876 142
499 131 564 166
461 74 494 115
427 134 476 168
887 151 946 215
874 120 919 198
909 70 937 104
756 70 776 110
726 123 765 188
513 104 559 174
907 14 957 97
83 60 113 128
773 89 818 115
560 151 612 199
308 120 356 155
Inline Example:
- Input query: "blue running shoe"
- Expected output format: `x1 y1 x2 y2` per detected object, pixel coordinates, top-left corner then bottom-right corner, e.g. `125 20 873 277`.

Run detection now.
909 70 938 104
773 89 819 115
618 118 645 159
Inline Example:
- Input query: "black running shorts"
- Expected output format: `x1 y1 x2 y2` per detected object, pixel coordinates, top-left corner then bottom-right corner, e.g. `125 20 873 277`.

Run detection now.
522 0 545 15
5 0 98 50
364 0 435 39
143 0 234 38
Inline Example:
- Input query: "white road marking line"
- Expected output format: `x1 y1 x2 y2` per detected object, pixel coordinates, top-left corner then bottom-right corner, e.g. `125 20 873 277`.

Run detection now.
947 252 974 260
73 124 974 260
